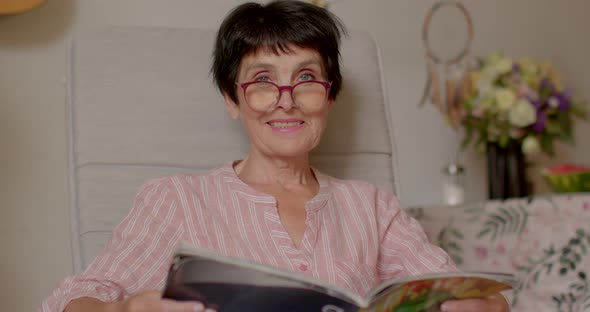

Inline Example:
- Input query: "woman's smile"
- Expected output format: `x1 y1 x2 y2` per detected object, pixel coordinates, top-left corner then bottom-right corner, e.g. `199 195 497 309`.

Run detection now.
267 118 305 132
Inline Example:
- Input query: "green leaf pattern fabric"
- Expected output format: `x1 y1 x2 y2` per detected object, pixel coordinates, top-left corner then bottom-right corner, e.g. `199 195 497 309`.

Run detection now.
407 194 590 311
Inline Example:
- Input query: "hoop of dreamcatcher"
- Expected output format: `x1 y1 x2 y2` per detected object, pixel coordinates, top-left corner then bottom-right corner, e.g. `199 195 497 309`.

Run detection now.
418 0 474 129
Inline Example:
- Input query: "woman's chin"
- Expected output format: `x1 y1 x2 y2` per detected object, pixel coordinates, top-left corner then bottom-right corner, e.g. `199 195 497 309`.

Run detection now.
266 150 311 159
259 144 316 160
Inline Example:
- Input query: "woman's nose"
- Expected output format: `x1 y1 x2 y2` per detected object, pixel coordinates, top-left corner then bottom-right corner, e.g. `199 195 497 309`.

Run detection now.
275 89 296 111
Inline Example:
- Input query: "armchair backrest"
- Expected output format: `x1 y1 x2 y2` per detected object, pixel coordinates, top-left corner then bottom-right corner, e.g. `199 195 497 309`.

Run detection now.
68 26 398 273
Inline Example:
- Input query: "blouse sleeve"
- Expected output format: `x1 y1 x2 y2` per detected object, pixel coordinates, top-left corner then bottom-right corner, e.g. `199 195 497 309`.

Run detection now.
376 190 458 282
39 178 186 312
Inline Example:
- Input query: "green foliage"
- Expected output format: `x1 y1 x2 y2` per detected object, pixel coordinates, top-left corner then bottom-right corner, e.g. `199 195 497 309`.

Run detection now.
437 223 464 265
515 228 590 311
477 204 529 241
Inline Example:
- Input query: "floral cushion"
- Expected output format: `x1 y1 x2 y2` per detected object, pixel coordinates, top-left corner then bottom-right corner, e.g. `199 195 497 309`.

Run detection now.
408 194 590 312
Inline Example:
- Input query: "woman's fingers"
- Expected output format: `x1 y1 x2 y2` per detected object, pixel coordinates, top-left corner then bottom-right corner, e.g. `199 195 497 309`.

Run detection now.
122 290 213 312
440 294 508 312
160 299 207 312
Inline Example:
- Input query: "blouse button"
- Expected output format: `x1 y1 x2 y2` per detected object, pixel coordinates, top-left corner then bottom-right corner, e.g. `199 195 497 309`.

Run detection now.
298 264 308 272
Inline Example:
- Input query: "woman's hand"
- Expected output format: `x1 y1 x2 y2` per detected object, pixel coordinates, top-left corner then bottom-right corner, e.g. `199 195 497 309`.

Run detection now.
115 290 215 312
66 291 216 312
440 293 509 312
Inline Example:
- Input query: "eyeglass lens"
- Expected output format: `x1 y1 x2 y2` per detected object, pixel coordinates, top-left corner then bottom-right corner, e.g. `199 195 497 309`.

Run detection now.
244 81 327 112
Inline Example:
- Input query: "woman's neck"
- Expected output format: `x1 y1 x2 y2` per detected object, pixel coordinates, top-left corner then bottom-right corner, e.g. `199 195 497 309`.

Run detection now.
234 152 317 191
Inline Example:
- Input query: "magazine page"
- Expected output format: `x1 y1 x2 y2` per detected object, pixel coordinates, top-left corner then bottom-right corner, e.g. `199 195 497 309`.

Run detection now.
365 272 516 312
162 243 364 312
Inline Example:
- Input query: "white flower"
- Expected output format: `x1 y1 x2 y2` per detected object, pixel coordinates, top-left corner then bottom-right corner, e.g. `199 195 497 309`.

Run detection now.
509 99 537 127
518 57 538 76
476 77 493 95
548 96 559 108
522 136 541 155
494 88 516 111
484 52 503 65
480 54 512 80
492 57 513 75
480 66 499 83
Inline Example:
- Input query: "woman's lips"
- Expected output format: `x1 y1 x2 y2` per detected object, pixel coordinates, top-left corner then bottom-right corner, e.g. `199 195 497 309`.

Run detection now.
267 119 305 132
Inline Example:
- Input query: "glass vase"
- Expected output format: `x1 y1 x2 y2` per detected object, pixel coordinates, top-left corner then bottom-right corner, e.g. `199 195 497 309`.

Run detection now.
486 142 530 199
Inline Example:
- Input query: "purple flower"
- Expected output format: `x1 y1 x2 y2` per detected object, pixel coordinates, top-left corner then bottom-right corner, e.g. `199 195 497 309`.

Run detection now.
533 111 547 132
512 63 520 74
528 97 543 109
556 89 572 111
540 78 554 92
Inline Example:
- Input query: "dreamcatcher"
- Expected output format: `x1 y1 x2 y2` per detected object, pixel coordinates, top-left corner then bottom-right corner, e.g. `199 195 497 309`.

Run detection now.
419 1 475 129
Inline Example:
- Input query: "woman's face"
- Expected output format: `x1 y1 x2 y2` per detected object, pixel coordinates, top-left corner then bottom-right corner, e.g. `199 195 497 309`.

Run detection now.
224 46 333 159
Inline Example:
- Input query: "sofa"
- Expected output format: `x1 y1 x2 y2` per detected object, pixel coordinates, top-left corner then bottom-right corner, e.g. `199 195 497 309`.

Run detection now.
408 194 590 312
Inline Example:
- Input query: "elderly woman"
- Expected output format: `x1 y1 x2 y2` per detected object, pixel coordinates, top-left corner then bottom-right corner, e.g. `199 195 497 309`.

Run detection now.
41 1 508 312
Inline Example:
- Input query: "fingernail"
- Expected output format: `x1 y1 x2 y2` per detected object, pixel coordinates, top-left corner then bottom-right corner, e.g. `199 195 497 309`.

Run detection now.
193 302 205 311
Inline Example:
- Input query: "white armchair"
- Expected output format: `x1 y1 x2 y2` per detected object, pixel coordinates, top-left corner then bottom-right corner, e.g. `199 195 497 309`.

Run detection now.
67 26 399 273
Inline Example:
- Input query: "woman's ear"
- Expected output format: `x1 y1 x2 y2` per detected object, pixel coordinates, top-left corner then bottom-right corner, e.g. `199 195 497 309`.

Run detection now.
223 93 240 120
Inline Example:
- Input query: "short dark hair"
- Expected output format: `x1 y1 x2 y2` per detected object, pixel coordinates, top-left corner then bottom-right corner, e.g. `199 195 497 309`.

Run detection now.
212 0 347 103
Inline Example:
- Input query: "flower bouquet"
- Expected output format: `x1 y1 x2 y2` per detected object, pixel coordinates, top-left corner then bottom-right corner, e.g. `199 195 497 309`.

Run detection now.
460 52 587 156
458 52 587 198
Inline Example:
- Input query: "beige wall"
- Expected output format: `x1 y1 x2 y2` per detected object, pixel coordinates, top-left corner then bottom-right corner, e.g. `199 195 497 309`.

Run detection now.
1 0 589 310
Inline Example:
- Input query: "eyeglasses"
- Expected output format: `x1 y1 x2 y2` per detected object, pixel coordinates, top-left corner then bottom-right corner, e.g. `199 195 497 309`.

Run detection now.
237 80 332 112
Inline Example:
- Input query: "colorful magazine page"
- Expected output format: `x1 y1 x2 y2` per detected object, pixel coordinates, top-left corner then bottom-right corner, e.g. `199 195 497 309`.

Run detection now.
365 273 516 312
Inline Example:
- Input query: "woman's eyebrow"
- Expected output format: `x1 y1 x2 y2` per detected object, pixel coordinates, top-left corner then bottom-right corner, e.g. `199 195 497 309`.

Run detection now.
243 62 274 74
296 59 322 69
245 58 321 72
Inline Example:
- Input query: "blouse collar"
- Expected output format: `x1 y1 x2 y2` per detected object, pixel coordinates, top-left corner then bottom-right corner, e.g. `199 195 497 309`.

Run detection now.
219 161 331 212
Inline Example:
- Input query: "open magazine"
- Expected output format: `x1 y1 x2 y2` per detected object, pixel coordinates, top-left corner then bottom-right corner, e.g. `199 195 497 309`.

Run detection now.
162 243 516 312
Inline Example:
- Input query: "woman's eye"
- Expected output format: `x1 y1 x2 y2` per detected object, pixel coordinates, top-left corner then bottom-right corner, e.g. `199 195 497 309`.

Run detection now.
299 73 315 81
255 76 271 82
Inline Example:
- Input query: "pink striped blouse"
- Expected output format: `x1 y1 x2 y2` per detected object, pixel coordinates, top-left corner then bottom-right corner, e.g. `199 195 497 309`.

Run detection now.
40 163 457 311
